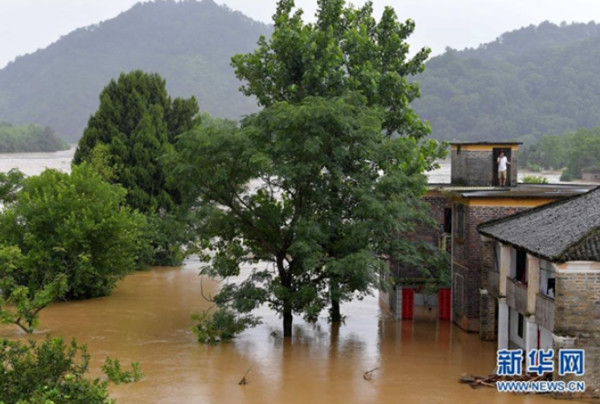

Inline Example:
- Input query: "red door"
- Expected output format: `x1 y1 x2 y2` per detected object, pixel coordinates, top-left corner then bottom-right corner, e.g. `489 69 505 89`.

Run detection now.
402 288 414 319
438 288 451 320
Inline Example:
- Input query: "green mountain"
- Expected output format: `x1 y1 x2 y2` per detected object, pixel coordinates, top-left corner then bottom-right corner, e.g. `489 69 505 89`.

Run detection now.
0 0 270 142
413 21 600 144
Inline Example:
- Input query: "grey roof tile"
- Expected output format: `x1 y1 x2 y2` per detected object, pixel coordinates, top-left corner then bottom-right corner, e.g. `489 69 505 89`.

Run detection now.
478 186 600 262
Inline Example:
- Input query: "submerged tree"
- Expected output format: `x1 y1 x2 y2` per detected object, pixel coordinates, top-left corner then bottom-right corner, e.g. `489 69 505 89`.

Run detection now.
169 94 442 337
230 0 445 322
73 70 199 265
169 0 445 337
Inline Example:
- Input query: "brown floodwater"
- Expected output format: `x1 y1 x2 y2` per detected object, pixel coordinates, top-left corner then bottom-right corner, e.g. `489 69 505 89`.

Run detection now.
0 256 588 404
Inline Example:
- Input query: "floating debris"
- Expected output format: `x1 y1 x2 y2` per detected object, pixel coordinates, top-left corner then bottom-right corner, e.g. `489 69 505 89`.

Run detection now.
459 372 551 389
239 366 253 385
363 367 379 381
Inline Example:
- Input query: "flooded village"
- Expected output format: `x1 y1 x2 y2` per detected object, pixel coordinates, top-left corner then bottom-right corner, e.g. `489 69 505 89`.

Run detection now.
2 2 600 403
0 146 597 403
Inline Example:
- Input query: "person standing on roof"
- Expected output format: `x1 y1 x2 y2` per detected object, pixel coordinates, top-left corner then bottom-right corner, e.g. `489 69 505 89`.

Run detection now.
497 152 510 186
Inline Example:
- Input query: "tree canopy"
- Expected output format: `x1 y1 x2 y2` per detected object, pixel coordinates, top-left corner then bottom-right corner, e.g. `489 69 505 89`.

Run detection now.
0 165 147 299
231 0 431 138
73 70 199 264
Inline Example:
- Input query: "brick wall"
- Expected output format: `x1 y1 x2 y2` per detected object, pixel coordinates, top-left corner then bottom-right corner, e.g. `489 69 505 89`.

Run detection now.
479 239 497 340
453 203 528 331
554 269 600 395
390 194 450 281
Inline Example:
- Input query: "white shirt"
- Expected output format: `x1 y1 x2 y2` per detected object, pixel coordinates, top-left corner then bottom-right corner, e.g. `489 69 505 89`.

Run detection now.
498 156 508 171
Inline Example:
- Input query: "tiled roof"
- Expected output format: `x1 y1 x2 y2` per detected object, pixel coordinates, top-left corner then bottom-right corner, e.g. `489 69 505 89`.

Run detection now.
478 186 600 262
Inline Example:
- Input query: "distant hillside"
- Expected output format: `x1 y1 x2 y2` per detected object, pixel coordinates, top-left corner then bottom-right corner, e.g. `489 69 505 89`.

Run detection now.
413 21 600 144
0 0 270 142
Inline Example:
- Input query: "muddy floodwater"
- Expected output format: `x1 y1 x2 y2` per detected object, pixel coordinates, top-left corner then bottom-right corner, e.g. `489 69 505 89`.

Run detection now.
0 257 586 404
0 149 588 403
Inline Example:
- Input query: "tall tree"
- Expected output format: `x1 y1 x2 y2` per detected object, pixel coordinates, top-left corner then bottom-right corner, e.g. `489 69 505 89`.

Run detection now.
73 70 199 264
230 0 443 322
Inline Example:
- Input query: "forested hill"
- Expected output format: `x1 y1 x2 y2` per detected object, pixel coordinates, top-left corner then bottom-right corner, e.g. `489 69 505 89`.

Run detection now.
0 0 270 142
413 21 600 144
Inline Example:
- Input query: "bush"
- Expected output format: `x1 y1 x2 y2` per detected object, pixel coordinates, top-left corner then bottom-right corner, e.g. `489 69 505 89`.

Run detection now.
521 175 549 184
101 357 143 384
0 336 112 404
192 308 260 344
0 165 148 299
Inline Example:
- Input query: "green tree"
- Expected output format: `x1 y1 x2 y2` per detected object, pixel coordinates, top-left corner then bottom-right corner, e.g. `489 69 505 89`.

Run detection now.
168 94 443 337
0 165 147 299
560 127 600 180
231 0 431 138
0 336 141 403
228 0 444 323
73 70 199 265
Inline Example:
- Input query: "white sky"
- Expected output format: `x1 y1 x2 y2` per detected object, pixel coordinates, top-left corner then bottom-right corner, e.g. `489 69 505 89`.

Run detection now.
1 0 599 68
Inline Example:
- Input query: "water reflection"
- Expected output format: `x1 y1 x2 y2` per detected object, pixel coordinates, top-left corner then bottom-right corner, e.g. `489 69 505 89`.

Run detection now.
0 261 586 404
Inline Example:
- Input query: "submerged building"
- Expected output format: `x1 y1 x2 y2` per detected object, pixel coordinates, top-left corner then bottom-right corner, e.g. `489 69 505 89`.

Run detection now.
478 187 600 394
385 142 594 332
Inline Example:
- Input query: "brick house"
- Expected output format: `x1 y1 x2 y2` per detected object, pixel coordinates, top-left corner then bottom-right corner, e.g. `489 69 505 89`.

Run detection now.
478 187 600 395
384 142 594 332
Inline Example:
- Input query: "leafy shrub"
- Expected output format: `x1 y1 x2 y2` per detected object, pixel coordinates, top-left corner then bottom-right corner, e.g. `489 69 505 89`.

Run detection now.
192 308 260 344
101 357 143 384
521 175 549 184
0 336 112 404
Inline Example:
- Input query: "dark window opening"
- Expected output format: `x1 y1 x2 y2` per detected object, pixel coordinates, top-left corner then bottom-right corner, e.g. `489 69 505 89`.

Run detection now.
443 208 452 233
547 278 555 298
517 313 524 338
516 249 527 284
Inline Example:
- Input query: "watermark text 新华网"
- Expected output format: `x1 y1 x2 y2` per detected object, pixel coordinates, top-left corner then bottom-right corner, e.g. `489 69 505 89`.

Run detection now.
495 349 585 393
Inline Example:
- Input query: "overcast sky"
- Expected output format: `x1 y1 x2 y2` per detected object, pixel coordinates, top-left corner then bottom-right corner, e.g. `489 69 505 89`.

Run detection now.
1 0 599 68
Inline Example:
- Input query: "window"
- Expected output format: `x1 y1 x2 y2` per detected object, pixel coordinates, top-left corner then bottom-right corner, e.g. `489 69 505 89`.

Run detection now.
515 249 527 284
443 208 452 233
517 313 524 338
540 260 555 299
